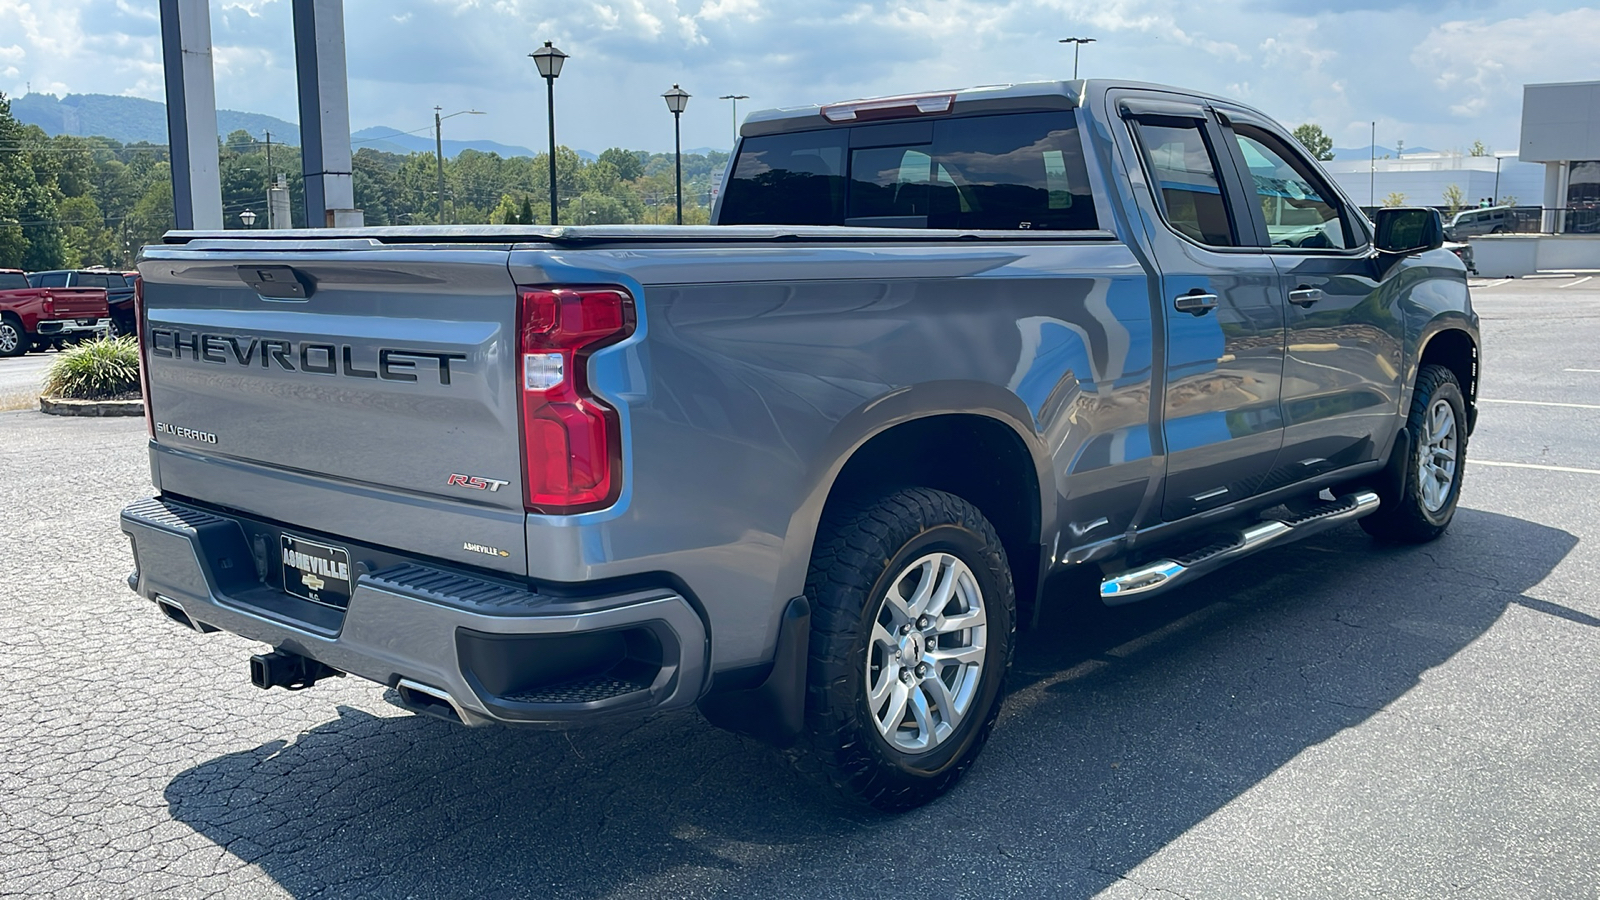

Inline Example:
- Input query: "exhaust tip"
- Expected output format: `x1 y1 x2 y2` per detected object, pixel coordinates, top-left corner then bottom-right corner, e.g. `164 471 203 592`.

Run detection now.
395 679 467 724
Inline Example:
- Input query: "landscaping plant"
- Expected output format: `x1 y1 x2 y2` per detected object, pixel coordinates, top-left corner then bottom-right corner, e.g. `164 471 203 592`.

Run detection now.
41 336 141 400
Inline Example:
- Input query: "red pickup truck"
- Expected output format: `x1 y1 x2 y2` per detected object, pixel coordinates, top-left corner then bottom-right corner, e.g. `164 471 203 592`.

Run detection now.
0 269 111 357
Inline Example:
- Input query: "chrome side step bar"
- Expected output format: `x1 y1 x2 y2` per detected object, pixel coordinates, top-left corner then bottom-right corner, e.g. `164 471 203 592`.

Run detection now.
1100 491 1380 605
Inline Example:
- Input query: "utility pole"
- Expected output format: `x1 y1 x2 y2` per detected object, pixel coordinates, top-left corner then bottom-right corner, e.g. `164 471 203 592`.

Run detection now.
264 129 274 228
434 106 446 224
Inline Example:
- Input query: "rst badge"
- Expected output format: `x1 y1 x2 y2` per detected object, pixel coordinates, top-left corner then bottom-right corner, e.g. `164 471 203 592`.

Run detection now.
447 474 509 493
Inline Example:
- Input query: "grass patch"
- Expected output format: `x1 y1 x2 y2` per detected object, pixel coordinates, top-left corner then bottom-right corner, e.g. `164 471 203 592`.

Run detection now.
42 337 142 400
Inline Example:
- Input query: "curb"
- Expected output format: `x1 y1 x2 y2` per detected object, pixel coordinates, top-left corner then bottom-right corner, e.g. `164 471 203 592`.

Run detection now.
38 396 145 418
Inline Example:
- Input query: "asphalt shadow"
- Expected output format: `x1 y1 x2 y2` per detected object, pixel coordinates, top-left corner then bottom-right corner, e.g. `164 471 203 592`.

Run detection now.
165 508 1576 899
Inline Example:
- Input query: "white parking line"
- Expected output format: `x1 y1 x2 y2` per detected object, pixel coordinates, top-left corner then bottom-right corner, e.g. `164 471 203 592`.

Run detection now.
1478 398 1600 410
1565 368 1600 373
1468 280 1507 289
1473 460 1600 476
1560 276 1594 288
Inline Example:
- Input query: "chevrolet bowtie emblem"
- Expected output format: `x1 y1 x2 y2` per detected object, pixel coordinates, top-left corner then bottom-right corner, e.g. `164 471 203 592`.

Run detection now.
301 572 326 592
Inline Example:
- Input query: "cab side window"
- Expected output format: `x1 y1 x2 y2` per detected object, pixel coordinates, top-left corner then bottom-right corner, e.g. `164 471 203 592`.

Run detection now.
1231 125 1353 250
1131 121 1236 247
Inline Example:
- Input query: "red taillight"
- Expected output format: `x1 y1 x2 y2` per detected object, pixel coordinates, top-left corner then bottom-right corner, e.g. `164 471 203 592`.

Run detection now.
42 294 54 318
516 286 635 513
134 275 153 438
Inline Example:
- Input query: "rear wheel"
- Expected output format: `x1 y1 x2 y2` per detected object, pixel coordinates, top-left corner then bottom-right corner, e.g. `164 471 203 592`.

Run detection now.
795 487 1014 811
1361 364 1467 542
0 316 26 357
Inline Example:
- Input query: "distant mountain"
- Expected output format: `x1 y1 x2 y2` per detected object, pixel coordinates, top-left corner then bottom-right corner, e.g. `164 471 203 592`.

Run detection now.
10 92 709 161
13 92 300 146
1331 145 1438 161
350 126 537 159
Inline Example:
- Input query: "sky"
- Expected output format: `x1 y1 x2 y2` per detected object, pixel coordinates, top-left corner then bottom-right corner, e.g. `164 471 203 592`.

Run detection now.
1 0 1598 156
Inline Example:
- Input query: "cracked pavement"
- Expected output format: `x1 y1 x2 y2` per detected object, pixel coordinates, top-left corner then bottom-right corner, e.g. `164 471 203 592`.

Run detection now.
1 279 1598 898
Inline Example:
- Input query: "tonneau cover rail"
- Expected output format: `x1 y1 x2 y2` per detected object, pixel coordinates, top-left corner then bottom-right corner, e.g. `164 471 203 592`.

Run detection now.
158 224 1120 250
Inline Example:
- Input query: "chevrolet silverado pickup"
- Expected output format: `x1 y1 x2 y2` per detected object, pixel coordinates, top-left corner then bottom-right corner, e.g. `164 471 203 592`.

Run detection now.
121 80 1478 810
0 269 110 356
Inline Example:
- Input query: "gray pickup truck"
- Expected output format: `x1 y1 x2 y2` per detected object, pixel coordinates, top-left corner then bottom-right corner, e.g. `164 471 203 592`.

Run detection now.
122 79 1478 810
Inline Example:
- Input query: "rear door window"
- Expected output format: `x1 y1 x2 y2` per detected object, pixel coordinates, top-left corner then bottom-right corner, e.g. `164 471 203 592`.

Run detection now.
0 273 27 290
1131 121 1237 246
721 110 1098 231
33 272 69 288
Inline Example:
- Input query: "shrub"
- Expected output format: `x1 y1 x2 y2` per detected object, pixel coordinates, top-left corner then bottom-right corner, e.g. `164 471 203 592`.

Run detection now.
42 336 141 400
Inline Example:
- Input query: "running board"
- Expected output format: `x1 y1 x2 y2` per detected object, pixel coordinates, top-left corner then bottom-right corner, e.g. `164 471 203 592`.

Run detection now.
1099 491 1381 605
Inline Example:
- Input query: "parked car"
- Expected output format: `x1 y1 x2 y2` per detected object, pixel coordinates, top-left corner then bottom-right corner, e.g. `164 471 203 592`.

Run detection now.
122 79 1477 810
0 269 110 357
1445 205 1512 240
1444 240 1477 274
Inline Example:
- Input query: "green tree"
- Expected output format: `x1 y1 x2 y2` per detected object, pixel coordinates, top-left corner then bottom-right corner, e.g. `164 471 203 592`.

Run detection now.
598 147 644 182
1443 184 1465 217
1292 123 1335 161
1469 140 1489 157
1383 192 1407 208
519 196 534 225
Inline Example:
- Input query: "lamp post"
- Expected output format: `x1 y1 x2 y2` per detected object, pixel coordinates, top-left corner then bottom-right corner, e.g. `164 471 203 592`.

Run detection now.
719 94 748 149
530 41 569 224
1058 37 1095 79
239 208 257 228
433 107 486 225
663 85 690 225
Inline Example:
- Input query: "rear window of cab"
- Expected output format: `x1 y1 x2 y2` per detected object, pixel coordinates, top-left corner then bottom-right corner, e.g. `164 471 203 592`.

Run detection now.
720 110 1098 231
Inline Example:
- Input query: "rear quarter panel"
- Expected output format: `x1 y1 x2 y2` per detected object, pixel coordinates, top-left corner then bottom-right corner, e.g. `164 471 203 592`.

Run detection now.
510 240 1156 671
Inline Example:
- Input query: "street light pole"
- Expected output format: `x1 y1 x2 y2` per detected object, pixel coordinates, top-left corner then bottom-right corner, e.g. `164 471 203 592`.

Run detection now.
663 85 691 225
719 94 748 149
530 41 569 225
1059 37 1095 79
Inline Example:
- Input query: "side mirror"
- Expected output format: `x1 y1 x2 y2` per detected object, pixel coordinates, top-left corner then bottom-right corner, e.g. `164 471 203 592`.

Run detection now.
1373 207 1445 255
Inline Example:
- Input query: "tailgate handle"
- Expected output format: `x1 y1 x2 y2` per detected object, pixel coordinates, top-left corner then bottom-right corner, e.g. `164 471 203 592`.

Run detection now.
237 265 314 300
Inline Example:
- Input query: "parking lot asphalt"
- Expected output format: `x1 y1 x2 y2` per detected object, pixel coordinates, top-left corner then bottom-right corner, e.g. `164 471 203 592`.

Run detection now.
0 352 54 409
2 278 1598 899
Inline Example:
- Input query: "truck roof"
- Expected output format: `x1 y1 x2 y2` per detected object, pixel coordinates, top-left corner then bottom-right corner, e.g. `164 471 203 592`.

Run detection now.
739 78 1261 138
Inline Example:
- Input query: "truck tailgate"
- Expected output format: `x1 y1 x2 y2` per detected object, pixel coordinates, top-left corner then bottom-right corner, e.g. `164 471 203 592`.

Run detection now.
137 245 530 574
49 288 108 319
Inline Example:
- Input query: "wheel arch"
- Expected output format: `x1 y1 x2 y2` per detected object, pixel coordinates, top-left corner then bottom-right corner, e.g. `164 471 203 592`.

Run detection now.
1416 326 1479 432
778 383 1055 627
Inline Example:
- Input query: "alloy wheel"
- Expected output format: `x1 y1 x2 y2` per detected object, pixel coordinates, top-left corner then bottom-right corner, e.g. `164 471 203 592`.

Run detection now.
864 552 988 754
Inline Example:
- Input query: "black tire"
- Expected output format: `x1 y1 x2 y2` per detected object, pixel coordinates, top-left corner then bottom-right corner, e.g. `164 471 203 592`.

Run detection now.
0 315 27 358
1361 364 1468 543
794 487 1015 811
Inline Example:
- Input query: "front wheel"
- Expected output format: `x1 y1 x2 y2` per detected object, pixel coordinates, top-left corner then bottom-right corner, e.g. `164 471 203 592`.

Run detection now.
795 487 1015 811
1361 364 1468 542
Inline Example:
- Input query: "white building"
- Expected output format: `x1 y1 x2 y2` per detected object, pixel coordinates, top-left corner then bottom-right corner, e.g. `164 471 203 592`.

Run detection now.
1519 80 1600 234
1324 152 1544 212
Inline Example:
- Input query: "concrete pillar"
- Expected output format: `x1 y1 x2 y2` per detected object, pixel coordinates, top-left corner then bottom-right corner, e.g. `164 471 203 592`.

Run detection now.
1543 162 1567 234
159 0 223 230
292 0 363 227
267 176 293 230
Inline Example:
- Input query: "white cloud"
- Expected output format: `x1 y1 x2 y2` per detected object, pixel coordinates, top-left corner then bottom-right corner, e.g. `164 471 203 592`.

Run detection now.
1414 8 1600 119
2 0 1597 156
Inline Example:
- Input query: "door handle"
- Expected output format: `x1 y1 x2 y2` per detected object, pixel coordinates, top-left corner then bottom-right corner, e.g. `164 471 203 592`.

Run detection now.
1288 286 1324 307
1173 291 1219 316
